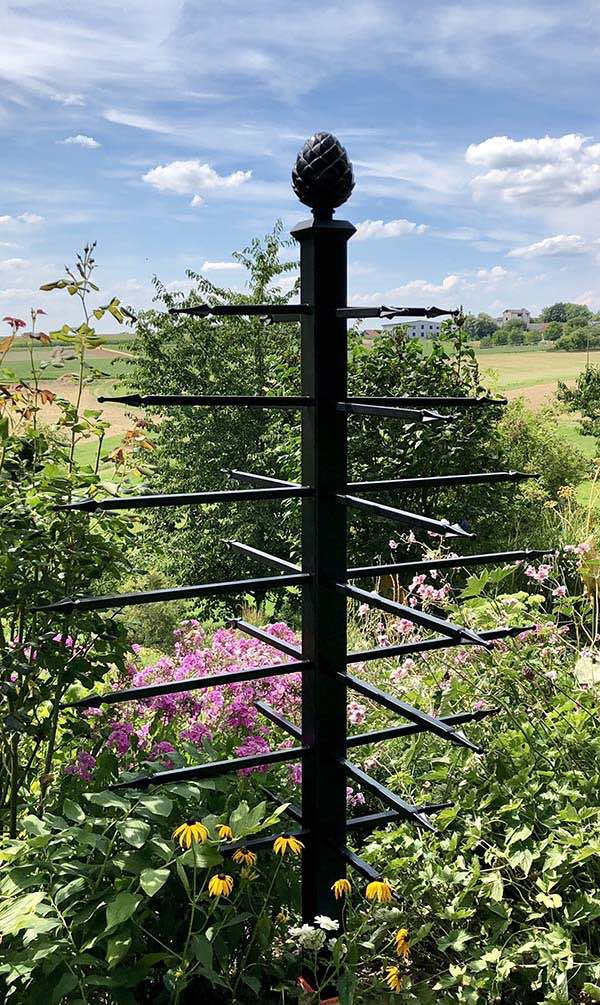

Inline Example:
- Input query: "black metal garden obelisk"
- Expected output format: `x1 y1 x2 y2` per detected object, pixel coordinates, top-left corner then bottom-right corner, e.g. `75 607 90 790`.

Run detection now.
42 129 549 936
292 132 356 922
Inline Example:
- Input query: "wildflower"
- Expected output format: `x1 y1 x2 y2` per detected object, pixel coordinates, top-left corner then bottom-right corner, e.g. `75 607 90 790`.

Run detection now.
208 873 234 897
233 848 257 867
332 878 352 899
389 539 398 550
240 865 259 881
394 928 410 959
358 603 369 617
315 915 339 931
386 965 403 992
553 585 567 598
172 820 209 848
288 923 326 951
348 700 366 725
366 879 394 903
217 823 234 840
273 834 304 857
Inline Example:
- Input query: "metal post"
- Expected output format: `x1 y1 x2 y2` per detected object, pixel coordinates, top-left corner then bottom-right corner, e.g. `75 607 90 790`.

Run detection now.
291 132 356 923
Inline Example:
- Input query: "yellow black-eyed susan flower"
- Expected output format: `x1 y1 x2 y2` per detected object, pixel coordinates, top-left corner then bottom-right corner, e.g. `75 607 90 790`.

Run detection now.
365 879 394 903
385 965 402 993
394 927 410 959
172 820 209 849
217 824 233 840
208 873 234 897
332 878 352 899
273 834 304 857
232 848 257 866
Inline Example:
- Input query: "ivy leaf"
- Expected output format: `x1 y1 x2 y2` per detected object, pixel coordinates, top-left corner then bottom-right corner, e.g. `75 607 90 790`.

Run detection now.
139 868 169 898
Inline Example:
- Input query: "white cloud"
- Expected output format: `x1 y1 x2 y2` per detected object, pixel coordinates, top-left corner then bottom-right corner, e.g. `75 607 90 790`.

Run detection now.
0 216 12 226
475 265 509 282
103 108 172 134
200 261 243 272
190 194 204 208
0 258 29 270
143 160 252 197
468 133 600 206
60 134 100 148
507 234 588 258
51 92 85 107
354 218 428 241
19 213 44 224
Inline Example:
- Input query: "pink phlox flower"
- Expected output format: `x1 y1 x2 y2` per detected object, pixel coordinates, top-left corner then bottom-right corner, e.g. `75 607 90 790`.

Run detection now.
65 751 96 781
347 701 366 725
552 585 567 598
235 735 272 776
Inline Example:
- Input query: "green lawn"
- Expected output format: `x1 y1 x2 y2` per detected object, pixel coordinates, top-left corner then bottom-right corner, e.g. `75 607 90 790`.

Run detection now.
475 348 598 391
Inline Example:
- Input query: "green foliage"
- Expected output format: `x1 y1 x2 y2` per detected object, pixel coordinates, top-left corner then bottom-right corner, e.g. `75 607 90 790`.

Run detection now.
463 313 498 341
541 303 594 325
558 364 600 449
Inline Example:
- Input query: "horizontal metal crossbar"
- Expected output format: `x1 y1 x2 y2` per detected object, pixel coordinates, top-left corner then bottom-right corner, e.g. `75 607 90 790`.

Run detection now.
347 624 533 663
346 803 453 834
57 486 313 513
225 540 300 573
342 760 436 831
63 661 311 710
36 574 311 614
230 618 303 659
224 468 301 489
342 673 483 754
223 829 309 855
346 470 536 493
337 401 454 424
341 583 491 648
347 705 500 747
97 393 314 408
337 305 460 321
347 548 552 579
169 304 312 318
111 745 308 790
339 495 473 538
348 395 507 408
255 701 302 739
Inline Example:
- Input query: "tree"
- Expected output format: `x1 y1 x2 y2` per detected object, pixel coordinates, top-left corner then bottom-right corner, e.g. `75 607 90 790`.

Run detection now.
503 320 525 345
541 302 568 323
557 364 600 443
543 321 563 341
464 312 498 341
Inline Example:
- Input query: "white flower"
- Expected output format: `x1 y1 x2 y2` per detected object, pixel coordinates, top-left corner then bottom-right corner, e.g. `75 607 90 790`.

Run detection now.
288 924 327 951
314 915 339 931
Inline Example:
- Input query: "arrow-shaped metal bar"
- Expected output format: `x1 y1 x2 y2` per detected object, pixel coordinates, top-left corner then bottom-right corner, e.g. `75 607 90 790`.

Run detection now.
346 471 536 494
36 573 310 614
337 845 381 882
342 760 436 831
348 395 507 408
340 583 491 648
339 495 473 538
225 540 300 574
347 705 500 747
342 673 483 754
261 787 303 824
336 306 460 321
169 304 313 318
346 802 454 833
57 486 313 513
63 661 311 710
254 701 302 740
337 402 455 425
111 745 308 790
347 548 552 579
230 618 303 659
97 393 313 407
347 625 533 663
223 829 309 855
223 468 301 489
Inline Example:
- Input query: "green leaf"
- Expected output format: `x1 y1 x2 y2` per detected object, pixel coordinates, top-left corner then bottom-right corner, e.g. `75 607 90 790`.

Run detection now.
139 868 169 897
117 818 151 849
106 892 142 931
0 892 46 936
63 798 86 823
107 932 132 968
86 791 130 812
139 793 173 817
583 985 600 1002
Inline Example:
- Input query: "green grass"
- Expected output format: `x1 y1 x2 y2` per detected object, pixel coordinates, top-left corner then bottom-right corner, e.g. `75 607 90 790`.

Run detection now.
73 434 123 468
475 348 600 391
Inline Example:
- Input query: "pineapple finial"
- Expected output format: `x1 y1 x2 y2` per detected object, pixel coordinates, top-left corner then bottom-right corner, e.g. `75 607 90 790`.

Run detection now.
292 132 355 220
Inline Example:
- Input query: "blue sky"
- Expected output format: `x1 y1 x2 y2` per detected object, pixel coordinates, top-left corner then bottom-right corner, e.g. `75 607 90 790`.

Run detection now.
3 0 600 330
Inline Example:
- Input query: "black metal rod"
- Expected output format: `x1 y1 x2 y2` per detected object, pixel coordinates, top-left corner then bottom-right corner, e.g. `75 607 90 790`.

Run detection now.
349 395 507 408
223 829 310 855
337 402 454 425
342 760 436 831
98 393 313 407
347 471 536 493
347 706 500 747
341 583 491 649
63 661 311 710
36 574 310 614
254 701 302 739
343 673 483 754
57 486 313 513
347 549 553 579
345 802 453 833
340 495 473 538
225 540 300 573
337 845 381 882
337 306 460 320
111 745 308 790
230 618 303 659
169 303 313 318
348 625 532 663
224 468 301 489
261 787 303 824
